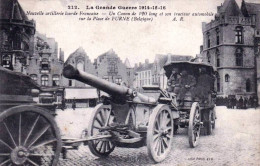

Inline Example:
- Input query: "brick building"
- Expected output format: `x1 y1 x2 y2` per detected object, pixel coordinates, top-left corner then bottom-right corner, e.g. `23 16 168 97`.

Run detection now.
26 32 64 87
93 49 134 87
63 47 96 87
0 0 35 73
201 0 259 99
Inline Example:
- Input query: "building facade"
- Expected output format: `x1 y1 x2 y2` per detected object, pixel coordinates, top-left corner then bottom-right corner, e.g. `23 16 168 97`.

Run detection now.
26 32 64 87
94 49 134 87
63 47 96 87
134 59 153 90
201 0 259 99
0 0 35 73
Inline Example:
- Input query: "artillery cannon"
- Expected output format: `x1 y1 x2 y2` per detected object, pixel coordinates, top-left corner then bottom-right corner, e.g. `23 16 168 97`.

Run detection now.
63 64 177 162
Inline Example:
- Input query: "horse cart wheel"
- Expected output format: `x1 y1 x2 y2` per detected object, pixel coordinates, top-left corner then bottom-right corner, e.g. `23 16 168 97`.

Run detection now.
188 102 201 148
147 104 173 163
88 104 116 157
0 105 61 166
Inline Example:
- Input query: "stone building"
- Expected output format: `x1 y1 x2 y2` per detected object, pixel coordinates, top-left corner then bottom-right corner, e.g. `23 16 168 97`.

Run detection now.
241 1 260 104
93 49 134 87
201 0 259 99
63 47 96 87
134 59 153 90
26 32 64 87
0 0 35 73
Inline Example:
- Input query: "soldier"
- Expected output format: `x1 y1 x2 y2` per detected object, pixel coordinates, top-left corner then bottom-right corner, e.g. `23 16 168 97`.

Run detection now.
253 96 258 109
249 96 254 108
243 97 248 109
177 70 196 106
72 97 76 110
167 68 180 93
238 96 243 109
194 68 213 103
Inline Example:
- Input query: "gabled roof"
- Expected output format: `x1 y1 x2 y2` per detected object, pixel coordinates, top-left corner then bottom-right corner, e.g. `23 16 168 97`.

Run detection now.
124 58 132 68
244 2 260 15
0 0 29 20
219 0 242 16
65 47 90 64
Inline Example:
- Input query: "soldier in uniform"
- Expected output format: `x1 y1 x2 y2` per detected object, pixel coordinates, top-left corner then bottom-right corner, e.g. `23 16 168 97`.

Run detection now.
194 68 213 104
177 70 196 106
167 68 180 94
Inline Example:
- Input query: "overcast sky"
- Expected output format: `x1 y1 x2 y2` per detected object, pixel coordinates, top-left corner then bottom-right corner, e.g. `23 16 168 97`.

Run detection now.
20 0 259 66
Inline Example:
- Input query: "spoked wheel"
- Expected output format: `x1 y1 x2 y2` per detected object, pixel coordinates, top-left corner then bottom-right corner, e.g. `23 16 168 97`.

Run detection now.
212 106 216 129
0 105 61 166
205 108 215 135
188 102 201 148
88 104 115 157
147 104 173 163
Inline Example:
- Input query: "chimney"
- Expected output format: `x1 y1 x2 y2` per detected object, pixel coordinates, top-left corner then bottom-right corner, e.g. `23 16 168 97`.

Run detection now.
200 45 203 53
145 59 149 64
166 54 171 64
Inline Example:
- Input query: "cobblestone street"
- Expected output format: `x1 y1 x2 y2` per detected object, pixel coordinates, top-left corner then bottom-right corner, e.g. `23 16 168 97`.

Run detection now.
56 106 260 166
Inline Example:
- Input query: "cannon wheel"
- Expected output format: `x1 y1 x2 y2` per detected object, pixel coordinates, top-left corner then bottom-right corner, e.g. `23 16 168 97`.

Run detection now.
188 102 201 148
88 104 115 157
0 105 61 166
147 104 173 163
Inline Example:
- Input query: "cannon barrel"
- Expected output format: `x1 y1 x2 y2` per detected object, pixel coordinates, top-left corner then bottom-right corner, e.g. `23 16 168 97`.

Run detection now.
63 65 134 97
63 65 157 104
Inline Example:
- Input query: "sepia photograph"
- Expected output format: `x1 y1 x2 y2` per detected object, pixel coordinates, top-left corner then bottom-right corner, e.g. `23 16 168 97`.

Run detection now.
0 0 259 165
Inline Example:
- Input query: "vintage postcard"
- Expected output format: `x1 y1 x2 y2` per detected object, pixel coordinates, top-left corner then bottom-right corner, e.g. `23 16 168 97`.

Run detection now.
0 0 259 165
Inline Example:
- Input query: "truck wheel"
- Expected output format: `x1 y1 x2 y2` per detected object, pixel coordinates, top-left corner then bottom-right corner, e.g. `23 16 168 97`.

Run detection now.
188 102 201 148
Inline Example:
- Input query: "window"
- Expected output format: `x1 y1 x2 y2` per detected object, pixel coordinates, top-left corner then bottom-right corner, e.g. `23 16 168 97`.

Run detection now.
2 54 11 68
235 27 243 44
77 61 84 71
207 52 211 63
13 29 22 50
103 77 109 81
69 80 72 86
41 75 49 86
52 75 59 86
216 49 220 67
41 58 49 73
216 28 220 45
235 48 243 66
30 74 37 82
207 32 210 48
246 79 251 92
115 78 122 84
225 74 230 82
1 30 9 50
